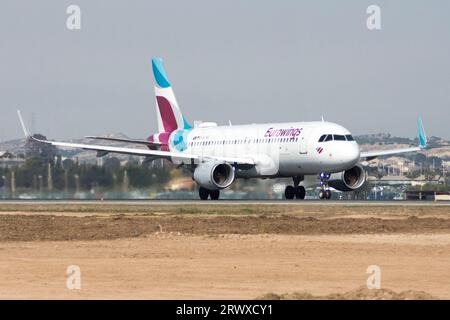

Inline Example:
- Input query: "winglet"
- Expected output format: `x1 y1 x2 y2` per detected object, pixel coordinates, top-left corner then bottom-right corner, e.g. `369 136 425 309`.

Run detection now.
17 110 31 138
418 116 427 149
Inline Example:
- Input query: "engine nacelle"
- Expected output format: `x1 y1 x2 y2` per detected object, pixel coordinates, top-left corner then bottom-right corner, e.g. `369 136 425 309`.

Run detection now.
193 161 235 190
328 164 366 192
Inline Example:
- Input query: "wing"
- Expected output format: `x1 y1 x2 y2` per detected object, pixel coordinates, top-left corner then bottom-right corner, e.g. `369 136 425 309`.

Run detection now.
359 117 427 161
360 146 422 161
35 137 255 165
85 136 162 147
17 111 255 166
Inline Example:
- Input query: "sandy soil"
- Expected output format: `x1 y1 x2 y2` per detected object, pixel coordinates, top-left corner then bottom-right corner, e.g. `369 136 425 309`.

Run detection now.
0 204 448 299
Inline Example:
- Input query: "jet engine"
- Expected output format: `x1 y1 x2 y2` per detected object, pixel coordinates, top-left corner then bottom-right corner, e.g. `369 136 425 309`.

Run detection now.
328 164 366 192
193 161 235 190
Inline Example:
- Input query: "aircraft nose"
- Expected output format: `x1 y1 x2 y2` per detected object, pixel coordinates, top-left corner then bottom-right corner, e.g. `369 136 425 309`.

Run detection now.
345 143 360 165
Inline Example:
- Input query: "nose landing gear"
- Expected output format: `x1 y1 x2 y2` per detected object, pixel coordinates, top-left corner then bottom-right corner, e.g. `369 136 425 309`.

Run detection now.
318 189 331 200
284 176 306 200
318 172 332 200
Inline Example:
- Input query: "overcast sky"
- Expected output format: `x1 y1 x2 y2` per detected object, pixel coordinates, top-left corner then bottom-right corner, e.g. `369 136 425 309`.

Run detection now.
1 0 449 141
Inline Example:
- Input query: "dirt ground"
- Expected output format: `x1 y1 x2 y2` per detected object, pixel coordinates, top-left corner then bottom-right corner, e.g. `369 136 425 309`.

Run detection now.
0 203 449 299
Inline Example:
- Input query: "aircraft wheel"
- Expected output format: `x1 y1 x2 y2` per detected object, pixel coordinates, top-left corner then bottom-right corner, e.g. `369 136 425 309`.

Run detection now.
324 190 332 200
318 189 325 200
295 186 306 199
285 186 295 200
199 187 210 200
210 190 220 200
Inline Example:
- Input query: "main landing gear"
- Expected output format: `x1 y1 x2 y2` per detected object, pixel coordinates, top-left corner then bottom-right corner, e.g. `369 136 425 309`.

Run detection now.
318 172 332 200
199 187 220 200
284 176 306 200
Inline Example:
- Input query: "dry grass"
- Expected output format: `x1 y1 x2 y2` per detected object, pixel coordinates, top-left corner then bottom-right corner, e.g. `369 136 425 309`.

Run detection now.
256 286 437 300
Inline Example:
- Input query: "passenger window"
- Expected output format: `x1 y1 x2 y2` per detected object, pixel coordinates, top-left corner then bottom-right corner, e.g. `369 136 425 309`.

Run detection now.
334 135 346 141
324 135 333 142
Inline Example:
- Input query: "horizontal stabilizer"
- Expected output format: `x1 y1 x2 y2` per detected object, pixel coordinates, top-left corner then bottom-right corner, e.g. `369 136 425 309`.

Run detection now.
85 136 162 147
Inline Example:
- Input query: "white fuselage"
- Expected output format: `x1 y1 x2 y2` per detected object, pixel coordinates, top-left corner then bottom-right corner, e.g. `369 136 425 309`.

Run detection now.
168 121 360 178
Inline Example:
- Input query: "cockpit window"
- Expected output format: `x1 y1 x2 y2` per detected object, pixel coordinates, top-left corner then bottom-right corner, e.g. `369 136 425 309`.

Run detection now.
319 134 355 142
333 134 346 141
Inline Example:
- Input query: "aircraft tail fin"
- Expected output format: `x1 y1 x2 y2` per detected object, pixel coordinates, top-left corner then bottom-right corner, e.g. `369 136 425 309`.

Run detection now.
152 58 191 133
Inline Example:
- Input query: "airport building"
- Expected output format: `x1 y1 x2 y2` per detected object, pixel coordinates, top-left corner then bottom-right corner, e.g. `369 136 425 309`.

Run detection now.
405 190 450 201
0 151 25 168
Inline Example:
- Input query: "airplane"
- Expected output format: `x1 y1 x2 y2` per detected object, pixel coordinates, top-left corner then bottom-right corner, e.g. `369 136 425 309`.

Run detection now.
17 57 428 200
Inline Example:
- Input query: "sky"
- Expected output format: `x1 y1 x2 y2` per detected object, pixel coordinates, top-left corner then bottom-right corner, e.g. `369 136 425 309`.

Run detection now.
1 0 449 141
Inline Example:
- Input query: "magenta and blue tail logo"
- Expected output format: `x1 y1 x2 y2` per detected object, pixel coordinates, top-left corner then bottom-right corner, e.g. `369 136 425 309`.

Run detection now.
152 57 192 136
172 129 190 152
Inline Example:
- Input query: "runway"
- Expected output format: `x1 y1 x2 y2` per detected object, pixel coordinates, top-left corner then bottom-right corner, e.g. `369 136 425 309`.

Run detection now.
0 199 449 206
0 200 449 299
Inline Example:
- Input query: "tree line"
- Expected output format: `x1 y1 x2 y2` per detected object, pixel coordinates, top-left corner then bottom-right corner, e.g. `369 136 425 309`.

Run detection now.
0 156 171 192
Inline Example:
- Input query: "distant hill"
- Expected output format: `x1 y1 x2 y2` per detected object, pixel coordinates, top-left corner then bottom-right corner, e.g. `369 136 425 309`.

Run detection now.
354 133 448 148
0 138 27 156
0 133 145 162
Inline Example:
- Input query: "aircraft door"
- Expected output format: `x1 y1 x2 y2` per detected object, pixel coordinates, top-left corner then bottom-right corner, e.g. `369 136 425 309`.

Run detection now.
299 133 308 154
